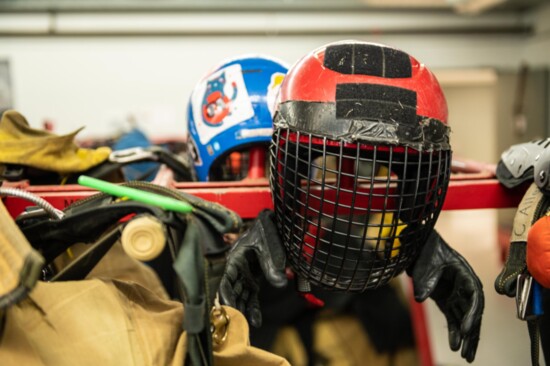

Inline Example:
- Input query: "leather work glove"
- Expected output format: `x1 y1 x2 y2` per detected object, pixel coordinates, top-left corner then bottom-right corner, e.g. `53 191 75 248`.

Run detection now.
408 230 484 363
219 209 287 327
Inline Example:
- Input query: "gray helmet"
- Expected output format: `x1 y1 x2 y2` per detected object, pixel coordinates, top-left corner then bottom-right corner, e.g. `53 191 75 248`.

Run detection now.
497 138 550 192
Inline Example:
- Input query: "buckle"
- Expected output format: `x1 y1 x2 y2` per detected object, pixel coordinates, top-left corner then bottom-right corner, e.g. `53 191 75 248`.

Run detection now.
516 273 533 320
109 147 156 164
210 305 230 346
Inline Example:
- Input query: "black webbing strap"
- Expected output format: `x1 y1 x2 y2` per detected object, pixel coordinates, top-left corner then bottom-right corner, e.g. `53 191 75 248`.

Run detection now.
528 319 541 366
173 216 212 366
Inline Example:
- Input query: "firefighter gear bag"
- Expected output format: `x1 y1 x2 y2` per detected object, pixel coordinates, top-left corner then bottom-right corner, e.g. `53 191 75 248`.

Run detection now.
0 187 289 366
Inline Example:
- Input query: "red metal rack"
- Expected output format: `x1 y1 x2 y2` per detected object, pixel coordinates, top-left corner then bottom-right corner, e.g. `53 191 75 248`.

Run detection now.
1 173 528 366
2 174 526 219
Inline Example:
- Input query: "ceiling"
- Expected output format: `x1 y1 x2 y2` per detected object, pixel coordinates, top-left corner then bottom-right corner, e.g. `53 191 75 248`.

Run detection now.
0 0 545 13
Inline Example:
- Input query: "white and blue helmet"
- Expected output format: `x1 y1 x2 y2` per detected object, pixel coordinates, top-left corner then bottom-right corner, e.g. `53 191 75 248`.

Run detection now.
187 55 288 181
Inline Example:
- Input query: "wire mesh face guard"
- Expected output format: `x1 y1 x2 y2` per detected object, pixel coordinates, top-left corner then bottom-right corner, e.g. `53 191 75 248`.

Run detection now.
270 129 451 291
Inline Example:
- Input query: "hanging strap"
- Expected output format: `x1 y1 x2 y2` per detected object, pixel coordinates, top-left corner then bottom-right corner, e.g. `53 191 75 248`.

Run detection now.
172 215 208 366
528 319 541 366
495 184 544 296
506 183 550 366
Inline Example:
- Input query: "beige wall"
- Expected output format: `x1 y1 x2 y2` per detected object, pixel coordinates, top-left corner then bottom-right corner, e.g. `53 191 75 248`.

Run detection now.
495 70 548 155
428 69 547 365
443 82 497 163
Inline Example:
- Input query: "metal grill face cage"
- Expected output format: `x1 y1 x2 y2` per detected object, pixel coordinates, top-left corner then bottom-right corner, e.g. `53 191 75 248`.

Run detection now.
270 129 451 291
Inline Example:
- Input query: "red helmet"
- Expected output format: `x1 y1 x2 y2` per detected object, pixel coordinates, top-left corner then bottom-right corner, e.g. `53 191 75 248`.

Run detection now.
269 40 451 291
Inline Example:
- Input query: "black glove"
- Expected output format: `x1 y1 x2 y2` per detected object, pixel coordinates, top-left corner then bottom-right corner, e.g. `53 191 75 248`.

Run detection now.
409 230 484 363
219 209 287 327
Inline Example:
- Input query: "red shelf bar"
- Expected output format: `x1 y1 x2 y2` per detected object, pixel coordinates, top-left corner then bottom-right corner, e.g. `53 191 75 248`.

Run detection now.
2 178 527 219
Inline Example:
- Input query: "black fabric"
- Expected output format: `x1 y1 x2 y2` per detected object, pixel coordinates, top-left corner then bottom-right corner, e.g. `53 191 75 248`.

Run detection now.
383 47 413 78
336 83 416 108
17 201 171 263
324 44 412 78
249 277 318 366
0 310 4 339
348 285 415 353
250 277 416 362
293 310 316 366
67 160 125 184
0 164 72 185
324 44 359 75
312 285 415 353
528 319 542 366
147 244 180 299
336 84 417 125
539 289 550 365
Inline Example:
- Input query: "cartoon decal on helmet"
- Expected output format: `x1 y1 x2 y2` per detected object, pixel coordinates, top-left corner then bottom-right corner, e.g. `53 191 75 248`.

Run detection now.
202 71 238 126
192 63 255 145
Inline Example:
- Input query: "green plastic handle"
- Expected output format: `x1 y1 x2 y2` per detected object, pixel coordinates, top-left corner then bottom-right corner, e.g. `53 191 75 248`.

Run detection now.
78 175 193 214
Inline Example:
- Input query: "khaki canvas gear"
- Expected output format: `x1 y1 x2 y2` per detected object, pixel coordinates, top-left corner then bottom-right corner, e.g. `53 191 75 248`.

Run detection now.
213 306 290 366
268 314 418 366
0 279 185 366
0 200 44 309
268 316 419 366
0 110 111 174
56 240 170 300
267 284 420 366
0 198 289 366
313 314 419 366
1 280 288 366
